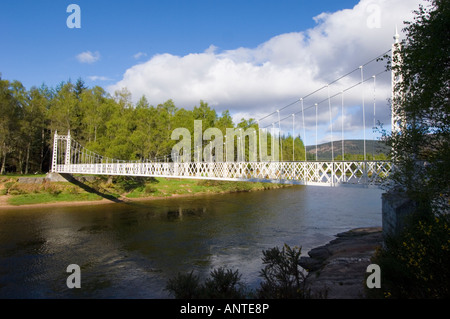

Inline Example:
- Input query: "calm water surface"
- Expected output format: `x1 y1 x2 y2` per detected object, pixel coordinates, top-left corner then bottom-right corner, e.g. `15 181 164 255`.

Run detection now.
0 186 383 298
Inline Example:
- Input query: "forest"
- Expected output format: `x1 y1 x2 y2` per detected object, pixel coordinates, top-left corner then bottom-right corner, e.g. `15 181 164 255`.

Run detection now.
0 75 307 174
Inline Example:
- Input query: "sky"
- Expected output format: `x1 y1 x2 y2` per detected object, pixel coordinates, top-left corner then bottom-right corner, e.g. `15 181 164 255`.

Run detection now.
0 0 424 145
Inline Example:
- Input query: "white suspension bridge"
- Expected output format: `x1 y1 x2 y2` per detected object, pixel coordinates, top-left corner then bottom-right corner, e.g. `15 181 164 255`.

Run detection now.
51 37 402 188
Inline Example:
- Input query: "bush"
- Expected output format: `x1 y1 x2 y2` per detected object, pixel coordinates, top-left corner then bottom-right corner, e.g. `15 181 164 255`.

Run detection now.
144 184 157 194
165 244 310 299
165 267 246 299
8 189 25 195
67 186 80 195
6 183 28 195
2 181 15 194
42 182 62 195
258 244 309 299
370 212 450 298
165 271 201 299
203 267 246 299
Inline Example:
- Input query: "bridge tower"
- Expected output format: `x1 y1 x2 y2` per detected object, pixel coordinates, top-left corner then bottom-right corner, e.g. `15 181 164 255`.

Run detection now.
51 131 58 172
65 130 71 165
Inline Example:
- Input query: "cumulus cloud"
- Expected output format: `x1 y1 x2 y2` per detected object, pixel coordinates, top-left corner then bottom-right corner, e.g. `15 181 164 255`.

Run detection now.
108 0 422 140
88 75 112 81
133 52 147 60
76 51 101 64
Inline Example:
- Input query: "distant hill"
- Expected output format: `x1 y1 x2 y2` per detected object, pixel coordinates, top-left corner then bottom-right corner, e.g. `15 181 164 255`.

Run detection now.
305 140 390 160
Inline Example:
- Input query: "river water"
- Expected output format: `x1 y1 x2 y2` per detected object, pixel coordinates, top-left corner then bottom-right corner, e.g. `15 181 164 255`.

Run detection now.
0 186 383 298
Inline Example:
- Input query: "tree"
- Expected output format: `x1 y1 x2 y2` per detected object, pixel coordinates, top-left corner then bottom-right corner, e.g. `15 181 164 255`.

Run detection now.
48 81 80 136
386 0 449 215
216 110 234 133
372 0 450 299
0 77 21 174
79 86 108 143
281 135 306 162
10 80 28 173
22 87 49 173
193 100 217 129
74 78 87 100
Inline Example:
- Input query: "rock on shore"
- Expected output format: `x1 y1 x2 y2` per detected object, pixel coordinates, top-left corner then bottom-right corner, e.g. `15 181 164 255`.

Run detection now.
299 227 383 299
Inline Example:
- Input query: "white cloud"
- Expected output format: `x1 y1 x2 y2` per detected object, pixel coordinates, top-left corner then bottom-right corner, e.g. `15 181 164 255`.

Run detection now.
133 52 147 60
88 75 112 81
108 0 421 135
76 51 101 64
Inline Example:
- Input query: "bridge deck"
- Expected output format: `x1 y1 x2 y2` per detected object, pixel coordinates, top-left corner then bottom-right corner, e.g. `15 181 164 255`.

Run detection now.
54 161 391 187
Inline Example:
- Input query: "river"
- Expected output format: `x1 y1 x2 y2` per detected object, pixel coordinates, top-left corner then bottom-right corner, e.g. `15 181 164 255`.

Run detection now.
0 185 383 298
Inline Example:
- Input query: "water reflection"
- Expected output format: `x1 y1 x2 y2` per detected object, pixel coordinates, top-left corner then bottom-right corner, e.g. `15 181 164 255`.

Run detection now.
0 186 383 298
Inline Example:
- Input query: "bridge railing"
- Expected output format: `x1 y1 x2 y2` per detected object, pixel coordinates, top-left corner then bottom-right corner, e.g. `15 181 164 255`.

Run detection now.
54 160 392 187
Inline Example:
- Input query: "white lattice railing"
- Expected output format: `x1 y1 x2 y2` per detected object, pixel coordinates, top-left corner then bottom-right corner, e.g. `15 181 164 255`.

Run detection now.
54 160 392 187
52 132 392 187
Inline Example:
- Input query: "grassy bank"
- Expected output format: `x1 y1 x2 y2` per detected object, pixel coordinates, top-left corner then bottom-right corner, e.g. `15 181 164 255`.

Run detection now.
126 178 289 198
0 175 294 206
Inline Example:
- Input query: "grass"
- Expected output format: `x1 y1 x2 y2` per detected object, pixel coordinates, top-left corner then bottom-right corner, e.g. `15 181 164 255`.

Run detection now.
125 177 290 198
0 173 47 178
0 177 105 206
0 175 295 206
8 192 102 206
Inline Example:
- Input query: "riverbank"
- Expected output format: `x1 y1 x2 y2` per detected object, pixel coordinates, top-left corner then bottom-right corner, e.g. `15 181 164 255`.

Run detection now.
299 227 383 299
0 174 296 209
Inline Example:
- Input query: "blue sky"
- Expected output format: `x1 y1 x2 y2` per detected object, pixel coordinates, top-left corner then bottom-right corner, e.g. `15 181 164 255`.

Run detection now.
1 0 423 144
1 0 360 90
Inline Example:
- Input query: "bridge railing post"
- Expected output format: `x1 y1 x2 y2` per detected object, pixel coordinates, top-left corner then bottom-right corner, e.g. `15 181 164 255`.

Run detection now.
64 130 71 167
331 162 335 186
51 130 58 172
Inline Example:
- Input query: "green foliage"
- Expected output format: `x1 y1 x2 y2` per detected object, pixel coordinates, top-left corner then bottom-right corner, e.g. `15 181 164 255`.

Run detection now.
258 244 309 299
165 271 201 299
384 0 449 213
370 212 450 299
8 192 101 206
372 0 450 300
203 267 246 299
279 135 306 162
334 153 388 161
0 71 308 175
144 184 157 194
165 267 246 299
165 244 310 299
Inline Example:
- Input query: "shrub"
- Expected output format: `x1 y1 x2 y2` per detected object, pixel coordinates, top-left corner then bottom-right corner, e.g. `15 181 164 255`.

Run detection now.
165 244 310 299
165 271 201 299
144 184 157 194
165 267 247 299
202 267 246 299
370 212 450 298
3 181 14 194
42 182 62 195
67 186 80 194
258 244 309 299
6 183 27 195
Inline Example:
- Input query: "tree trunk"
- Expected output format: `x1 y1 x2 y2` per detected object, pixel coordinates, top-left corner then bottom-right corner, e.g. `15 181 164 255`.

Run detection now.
25 142 30 174
18 149 24 174
40 128 45 173
0 144 6 175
